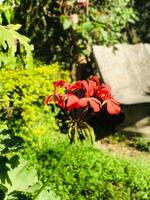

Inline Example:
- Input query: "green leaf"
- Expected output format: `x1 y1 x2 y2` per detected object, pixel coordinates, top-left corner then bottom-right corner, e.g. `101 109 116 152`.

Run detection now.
7 24 22 31
80 22 93 32
0 24 33 69
36 187 61 200
2 159 39 194
63 19 72 30
86 123 95 145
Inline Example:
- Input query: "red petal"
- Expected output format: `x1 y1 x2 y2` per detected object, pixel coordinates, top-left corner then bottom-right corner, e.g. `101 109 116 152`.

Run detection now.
97 83 111 101
56 95 66 109
81 80 89 94
90 76 101 87
106 99 121 115
53 80 66 88
105 83 111 93
44 95 53 105
89 98 101 112
88 80 96 96
78 98 88 107
53 80 67 93
109 98 120 105
67 81 82 92
97 88 107 100
67 94 79 110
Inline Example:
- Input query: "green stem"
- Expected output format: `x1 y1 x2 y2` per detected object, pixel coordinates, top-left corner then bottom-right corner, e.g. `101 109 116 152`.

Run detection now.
33 142 71 200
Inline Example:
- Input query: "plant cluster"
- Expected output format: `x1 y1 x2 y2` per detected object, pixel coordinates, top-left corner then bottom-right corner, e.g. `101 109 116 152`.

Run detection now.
45 76 121 143
0 64 70 147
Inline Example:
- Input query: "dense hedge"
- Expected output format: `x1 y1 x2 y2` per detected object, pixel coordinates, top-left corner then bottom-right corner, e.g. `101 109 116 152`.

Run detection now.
28 142 150 200
0 64 70 147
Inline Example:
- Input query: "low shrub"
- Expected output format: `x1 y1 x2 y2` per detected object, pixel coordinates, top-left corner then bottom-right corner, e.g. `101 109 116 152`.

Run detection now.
0 64 70 147
28 142 150 200
130 138 150 152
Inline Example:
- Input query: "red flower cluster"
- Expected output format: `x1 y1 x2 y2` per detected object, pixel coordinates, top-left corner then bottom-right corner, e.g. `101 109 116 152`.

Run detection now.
44 76 121 115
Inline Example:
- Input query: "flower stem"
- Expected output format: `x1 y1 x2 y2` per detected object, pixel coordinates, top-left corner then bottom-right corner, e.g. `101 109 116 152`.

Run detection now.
33 142 71 200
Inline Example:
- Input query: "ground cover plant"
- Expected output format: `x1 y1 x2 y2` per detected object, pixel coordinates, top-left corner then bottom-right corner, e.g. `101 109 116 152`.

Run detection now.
23 140 150 200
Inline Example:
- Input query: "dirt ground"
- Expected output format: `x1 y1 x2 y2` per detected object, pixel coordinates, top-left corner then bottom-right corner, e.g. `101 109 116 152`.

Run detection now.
96 138 150 161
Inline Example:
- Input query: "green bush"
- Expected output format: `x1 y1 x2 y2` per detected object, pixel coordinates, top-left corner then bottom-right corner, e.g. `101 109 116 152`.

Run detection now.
130 138 150 152
27 142 150 200
0 64 70 147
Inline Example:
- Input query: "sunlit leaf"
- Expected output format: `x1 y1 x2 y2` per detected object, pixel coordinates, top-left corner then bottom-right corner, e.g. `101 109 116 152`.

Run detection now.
36 187 61 200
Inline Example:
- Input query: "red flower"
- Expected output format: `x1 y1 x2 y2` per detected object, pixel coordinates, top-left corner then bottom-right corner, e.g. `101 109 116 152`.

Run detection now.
44 80 67 105
97 83 121 115
81 76 102 97
90 75 101 91
44 76 121 115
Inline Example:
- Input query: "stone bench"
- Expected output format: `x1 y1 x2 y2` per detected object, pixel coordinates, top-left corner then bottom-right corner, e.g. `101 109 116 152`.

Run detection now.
93 44 150 139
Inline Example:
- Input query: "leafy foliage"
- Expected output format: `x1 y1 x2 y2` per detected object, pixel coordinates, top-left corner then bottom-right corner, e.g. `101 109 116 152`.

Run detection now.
36 187 61 200
15 0 138 77
0 159 38 200
0 120 60 200
0 0 20 25
0 64 70 147
0 24 33 69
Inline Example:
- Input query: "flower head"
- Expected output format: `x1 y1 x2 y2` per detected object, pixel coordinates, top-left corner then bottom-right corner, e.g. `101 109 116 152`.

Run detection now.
44 76 121 144
44 76 121 115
